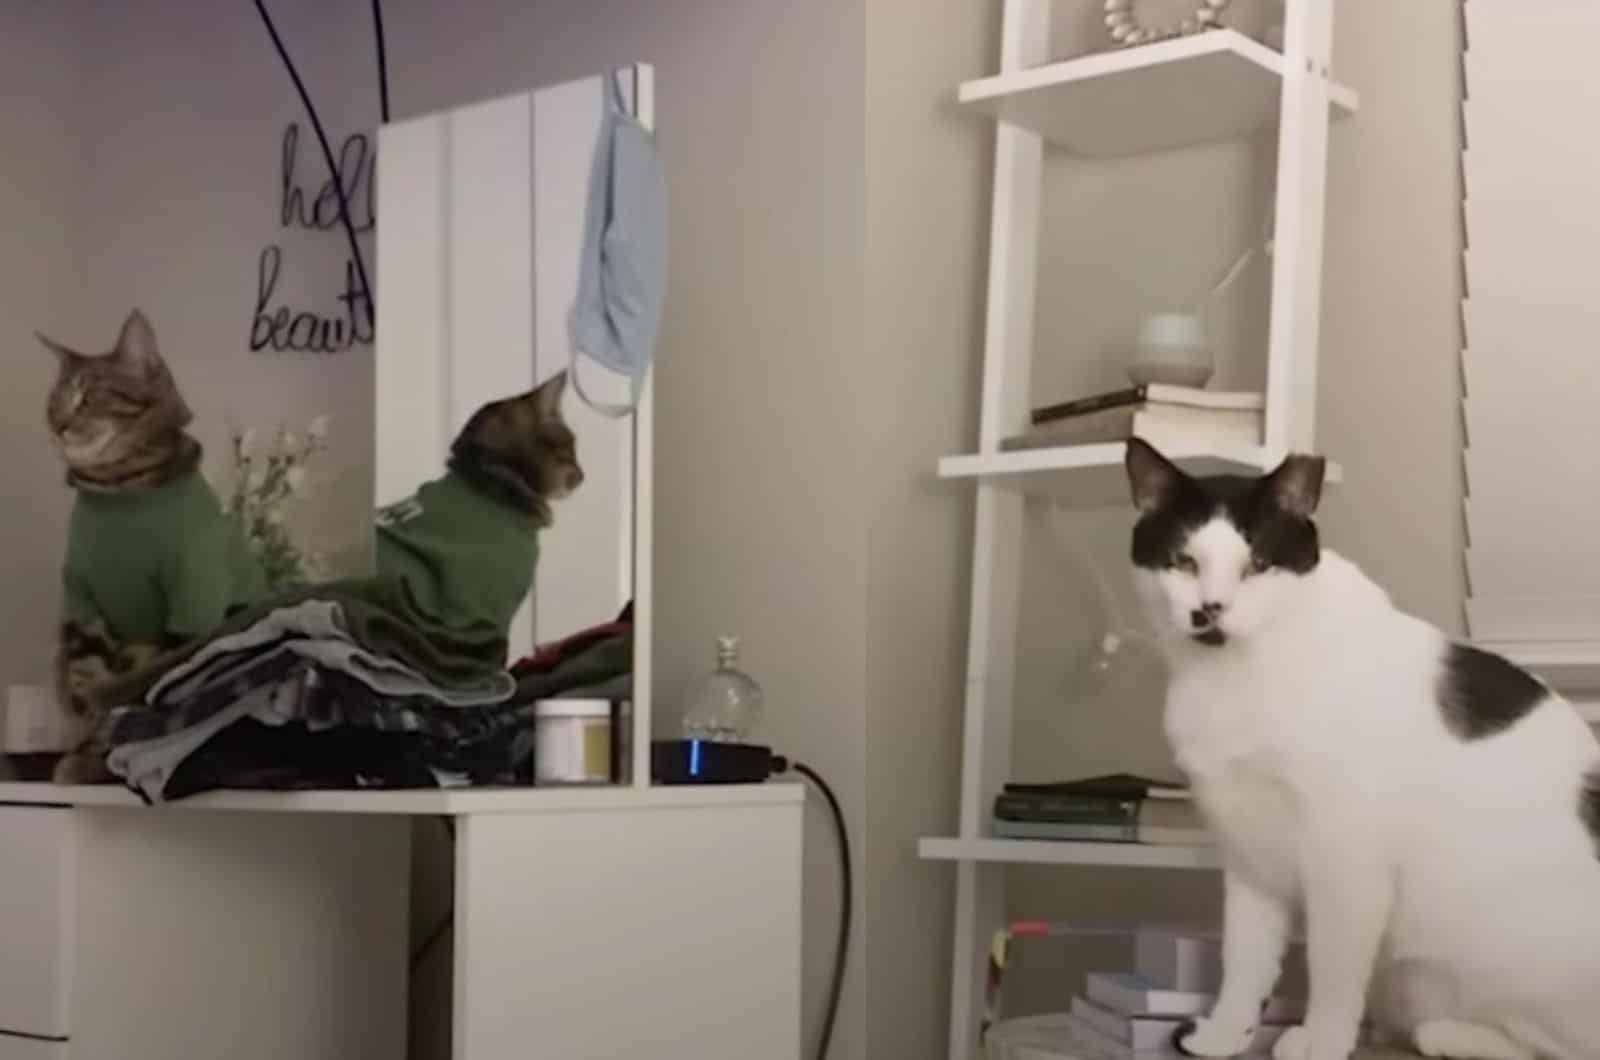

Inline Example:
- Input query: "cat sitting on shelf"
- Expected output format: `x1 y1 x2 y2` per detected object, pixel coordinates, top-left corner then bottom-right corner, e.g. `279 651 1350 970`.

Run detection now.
375 370 582 651
1124 437 1600 1060
41 310 266 783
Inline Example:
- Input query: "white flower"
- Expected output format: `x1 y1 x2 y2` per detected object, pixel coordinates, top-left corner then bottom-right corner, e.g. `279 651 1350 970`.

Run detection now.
307 415 330 444
286 467 308 496
249 468 267 492
237 429 257 459
280 430 298 452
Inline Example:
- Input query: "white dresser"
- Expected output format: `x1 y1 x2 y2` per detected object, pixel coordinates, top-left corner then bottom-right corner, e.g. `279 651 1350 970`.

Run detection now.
0 782 803 1060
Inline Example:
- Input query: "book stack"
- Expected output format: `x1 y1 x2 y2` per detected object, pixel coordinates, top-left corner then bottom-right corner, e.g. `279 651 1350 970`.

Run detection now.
992 773 1208 846
986 926 1305 1060
1000 384 1263 453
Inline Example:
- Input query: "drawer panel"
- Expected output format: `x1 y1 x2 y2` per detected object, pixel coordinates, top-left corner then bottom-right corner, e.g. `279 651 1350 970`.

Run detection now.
0 807 74 1039
0 1034 68 1060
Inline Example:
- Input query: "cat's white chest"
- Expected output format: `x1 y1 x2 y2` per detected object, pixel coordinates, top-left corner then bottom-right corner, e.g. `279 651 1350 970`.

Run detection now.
1190 762 1302 900
1167 669 1305 899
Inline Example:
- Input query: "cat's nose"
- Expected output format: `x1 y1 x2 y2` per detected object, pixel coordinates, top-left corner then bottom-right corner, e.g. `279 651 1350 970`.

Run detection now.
1201 601 1224 615
566 468 584 490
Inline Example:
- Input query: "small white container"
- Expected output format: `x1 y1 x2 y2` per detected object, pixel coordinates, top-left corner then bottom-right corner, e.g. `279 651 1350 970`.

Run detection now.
533 699 629 785
3 685 70 754
1128 312 1214 388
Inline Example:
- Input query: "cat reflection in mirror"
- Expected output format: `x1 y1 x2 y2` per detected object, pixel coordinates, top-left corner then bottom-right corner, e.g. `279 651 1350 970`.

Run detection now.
1125 437 1600 1060
41 310 266 783
375 370 581 647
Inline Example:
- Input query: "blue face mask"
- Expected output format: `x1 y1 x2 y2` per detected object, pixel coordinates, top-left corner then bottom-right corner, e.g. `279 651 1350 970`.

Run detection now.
566 69 668 418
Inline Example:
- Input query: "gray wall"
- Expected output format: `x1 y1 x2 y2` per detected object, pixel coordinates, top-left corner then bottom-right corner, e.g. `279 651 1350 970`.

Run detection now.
0 4 85 691
863 0 992 1057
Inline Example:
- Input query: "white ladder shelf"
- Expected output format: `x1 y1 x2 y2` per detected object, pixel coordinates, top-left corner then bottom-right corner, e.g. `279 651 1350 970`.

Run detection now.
917 2 1356 1057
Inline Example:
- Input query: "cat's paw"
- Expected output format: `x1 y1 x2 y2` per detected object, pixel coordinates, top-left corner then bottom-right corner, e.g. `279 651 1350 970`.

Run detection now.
1174 1017 1255 1057
52 751 113 785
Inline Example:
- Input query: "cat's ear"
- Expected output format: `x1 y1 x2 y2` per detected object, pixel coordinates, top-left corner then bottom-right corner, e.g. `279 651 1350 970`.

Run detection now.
1264 454 1326 518
36 332 84 369
1126 436 1185 514
111 309 162 374
530 370 568 419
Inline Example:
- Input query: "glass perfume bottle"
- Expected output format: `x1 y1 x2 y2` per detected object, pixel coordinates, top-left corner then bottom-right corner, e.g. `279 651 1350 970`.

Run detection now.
682 635 765 743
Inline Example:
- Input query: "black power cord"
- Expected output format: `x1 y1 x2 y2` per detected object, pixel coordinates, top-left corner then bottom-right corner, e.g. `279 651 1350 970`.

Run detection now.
250 0 376 319
410 815 456 972
788 760 852 1060
370 0 391 124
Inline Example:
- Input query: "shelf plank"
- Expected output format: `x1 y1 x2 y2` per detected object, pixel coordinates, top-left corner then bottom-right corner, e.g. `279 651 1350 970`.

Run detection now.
958 30 1359 157
938 442 1342 505
919 835 1221 871
0 781 803 816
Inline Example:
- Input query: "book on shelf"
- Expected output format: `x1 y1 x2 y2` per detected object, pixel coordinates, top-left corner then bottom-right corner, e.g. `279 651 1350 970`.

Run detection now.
1134 927 1222 993
1005 773 1191 801
1030 384 1261 425
993 778 1205 844
984 1011 1178 1060
1004 387 1262 453
995 774 1191 825
1070 997 1287 1055
1084 971 1304 1024
991 814 1208 847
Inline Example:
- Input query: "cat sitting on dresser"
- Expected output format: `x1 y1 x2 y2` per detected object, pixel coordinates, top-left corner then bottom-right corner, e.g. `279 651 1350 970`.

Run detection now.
41 310 266 782
1123 438 1600 1060
375 370 581 648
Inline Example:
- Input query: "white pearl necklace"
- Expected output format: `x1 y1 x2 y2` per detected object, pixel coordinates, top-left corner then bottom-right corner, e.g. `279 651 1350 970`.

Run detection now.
1104 0 1232 47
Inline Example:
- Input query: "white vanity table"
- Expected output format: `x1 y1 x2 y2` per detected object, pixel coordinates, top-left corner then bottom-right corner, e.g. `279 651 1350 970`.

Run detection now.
0 780 802 1060
0 64 804 1060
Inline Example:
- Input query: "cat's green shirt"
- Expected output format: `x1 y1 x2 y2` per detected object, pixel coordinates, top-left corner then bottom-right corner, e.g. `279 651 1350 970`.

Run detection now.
374 471 538 643
63 471 268 642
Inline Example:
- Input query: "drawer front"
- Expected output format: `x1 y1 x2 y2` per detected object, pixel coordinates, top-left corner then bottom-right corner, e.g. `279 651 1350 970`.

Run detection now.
0 1034 68 1060
0 807 74 1039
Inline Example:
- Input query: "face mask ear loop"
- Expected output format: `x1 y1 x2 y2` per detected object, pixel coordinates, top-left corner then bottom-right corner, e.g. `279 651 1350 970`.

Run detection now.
567 345 642 419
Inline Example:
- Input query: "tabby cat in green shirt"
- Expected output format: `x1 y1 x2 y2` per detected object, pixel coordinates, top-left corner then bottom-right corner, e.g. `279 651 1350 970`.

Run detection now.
40 310 266 782
375 370 582 649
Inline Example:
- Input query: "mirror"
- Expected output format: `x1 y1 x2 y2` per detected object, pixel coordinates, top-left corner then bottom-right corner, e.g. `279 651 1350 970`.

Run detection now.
374 66 655 785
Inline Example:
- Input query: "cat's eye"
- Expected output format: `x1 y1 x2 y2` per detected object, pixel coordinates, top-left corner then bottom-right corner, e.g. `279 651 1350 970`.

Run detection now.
1247 554 1271 575
1173 553 1199 574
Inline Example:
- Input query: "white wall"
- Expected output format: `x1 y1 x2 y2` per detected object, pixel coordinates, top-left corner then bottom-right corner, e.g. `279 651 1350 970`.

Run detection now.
863 0 991 1057
71 0 381 580
0 4 87 694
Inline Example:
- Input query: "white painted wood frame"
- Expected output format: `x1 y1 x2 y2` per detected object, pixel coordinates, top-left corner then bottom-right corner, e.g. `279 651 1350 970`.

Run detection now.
935 4 1345 1056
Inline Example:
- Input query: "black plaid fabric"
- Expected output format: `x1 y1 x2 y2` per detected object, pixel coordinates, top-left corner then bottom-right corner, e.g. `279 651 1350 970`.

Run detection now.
106 653 542 750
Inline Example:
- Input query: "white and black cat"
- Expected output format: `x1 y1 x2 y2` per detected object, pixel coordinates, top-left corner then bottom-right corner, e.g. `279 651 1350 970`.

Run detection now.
1124 437 1600 1060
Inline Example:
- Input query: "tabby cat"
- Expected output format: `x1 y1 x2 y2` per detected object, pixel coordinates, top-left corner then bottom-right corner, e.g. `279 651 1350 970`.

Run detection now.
42 309 265 782
375 371 581 645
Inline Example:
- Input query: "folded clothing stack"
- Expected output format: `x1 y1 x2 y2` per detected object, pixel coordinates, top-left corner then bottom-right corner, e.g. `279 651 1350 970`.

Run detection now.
100 578 633 803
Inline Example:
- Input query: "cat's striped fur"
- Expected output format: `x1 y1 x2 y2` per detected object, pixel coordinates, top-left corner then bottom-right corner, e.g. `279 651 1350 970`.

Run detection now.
41 310 205 782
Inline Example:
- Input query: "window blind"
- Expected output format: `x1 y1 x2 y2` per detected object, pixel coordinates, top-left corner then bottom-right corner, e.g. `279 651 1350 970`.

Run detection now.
1461 2 1600 673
